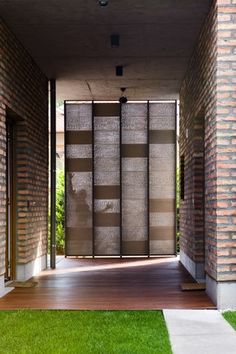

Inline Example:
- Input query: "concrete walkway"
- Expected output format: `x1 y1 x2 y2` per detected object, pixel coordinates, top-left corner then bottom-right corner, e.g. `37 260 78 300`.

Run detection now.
164 310 236 354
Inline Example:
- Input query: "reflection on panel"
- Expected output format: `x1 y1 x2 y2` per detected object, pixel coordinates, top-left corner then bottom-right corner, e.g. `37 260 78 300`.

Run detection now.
65 104 93 256
122 103 148 255
94 104 120 255
149 103 176 255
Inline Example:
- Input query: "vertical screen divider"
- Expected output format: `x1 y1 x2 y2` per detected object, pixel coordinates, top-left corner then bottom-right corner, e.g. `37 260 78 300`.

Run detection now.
92 101 95 258
147 101 150 257
174 99 178 256
64 102 67 256
120 103 122 258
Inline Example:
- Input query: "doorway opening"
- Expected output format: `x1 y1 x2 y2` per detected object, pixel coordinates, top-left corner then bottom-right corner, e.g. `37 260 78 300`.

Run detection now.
193 110 205 279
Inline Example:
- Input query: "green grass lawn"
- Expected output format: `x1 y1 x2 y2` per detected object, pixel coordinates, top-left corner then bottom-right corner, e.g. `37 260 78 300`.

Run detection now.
0 310 172 354
223 311 236 331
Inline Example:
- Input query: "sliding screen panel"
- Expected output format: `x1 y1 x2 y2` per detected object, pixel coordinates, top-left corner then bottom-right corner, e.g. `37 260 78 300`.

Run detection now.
149 102 176 255
65 103 93 256
122 103 148 255
94 103 120 255
65 101 176 257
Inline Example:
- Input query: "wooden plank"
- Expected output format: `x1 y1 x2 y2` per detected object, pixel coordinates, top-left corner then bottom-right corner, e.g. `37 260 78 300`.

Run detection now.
181 283 206 291
0 258 215 310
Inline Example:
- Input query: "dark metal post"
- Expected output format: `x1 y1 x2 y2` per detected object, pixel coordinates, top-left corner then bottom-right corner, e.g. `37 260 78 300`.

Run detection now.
119 103 122 258
92 101 95 258
147 101 150 257
50 79 56 269
174 99 178 256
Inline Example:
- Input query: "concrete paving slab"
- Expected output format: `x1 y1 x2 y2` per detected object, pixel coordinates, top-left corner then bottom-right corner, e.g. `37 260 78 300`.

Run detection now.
164 310 236 354
164 309 235 335
170 333 236 354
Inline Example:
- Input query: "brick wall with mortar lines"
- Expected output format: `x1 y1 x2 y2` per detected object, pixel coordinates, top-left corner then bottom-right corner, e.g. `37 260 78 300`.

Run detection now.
180 0 218 280
0 18 48 275
180 0 236 282
216 0 236 281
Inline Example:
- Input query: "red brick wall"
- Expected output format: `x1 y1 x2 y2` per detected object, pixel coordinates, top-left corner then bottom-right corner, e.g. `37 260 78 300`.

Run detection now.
180 0 236 282
216 0 236 281
0 18 48 275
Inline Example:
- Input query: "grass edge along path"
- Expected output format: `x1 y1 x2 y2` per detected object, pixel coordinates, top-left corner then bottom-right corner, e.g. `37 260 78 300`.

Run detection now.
0 310 172 354
223 311 236 331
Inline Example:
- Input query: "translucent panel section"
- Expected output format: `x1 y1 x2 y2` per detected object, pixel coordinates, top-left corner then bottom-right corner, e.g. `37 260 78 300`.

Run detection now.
150 171 175 186
66 173 92 227
94 227 120 255
94 172 120 186
150 144 175 158
95 158 119 172
70 171 92 187
122 158 147 172
149 116 175 130
122 116 147 131
66 104 92 131
94 145 119 158
149 185 175 199
122 131 147 144
122 227 148 241
122 211 147 228
66 145 92 159
94 199 120 213
149 102 176 255
150 157 175 172
150 240 175 255
65 103 93 256
95 131 119 144
123 171 147 186
149 103 176 118
122 199 147 213
122 103 147 117
122 185 147 200
94 107 120 255
121 104 148 255
94 117 119 131
66 240 93 256
150 212 175 227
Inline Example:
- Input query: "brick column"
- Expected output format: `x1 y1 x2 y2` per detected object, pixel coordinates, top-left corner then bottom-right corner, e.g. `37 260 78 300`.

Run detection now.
179 0 218 282
0 18 48 296
180 0 236 309
206 0 236 308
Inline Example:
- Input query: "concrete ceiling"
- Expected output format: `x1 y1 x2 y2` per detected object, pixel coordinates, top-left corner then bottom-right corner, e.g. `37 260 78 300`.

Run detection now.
0 0 211 101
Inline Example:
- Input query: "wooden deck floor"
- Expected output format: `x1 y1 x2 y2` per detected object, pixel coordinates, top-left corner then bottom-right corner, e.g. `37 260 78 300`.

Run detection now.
0 257 215 310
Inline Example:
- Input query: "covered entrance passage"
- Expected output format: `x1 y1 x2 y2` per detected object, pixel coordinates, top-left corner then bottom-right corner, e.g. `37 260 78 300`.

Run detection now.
1 0 236 310
65 101 176 257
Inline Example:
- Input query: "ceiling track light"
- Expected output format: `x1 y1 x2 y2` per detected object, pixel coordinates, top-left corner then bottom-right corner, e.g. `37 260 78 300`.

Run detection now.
119 87 128 104
116 66 123 76
111 34 120 48
99 0 108 6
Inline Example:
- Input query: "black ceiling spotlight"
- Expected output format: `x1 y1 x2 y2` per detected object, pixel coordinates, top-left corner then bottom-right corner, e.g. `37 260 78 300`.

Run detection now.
111 34 120 48
116 65 123 76
119 88 128 104
99 0 108 6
